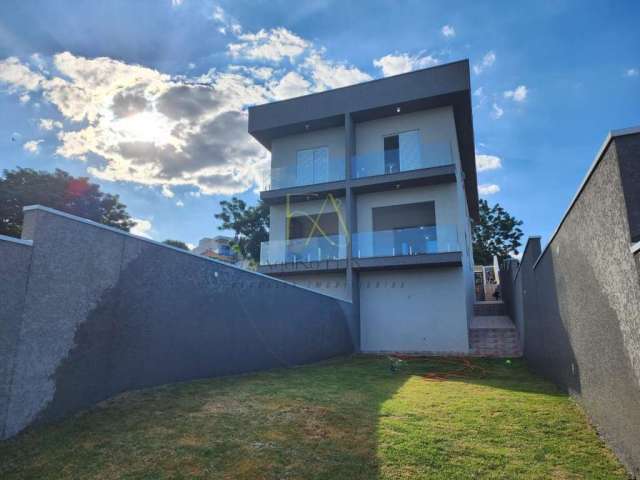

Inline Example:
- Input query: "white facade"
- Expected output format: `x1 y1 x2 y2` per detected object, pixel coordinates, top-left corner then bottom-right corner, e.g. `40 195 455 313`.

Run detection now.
261 105 475 354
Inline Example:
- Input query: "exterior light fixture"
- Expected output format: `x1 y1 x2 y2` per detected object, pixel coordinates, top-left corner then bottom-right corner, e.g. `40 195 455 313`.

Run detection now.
396 106 401 113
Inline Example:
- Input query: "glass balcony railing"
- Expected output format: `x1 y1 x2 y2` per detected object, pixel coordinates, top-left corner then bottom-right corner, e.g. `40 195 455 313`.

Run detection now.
260 234 347 265
352 224 460 259
351 141 453 179
264 158 346 190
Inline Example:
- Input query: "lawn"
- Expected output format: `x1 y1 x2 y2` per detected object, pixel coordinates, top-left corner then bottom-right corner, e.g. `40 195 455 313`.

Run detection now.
0 356 627 479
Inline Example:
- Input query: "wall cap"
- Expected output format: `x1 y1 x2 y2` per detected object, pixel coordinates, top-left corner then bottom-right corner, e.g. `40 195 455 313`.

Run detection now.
22 205 352 303
533 126 640 270
0 234 33 246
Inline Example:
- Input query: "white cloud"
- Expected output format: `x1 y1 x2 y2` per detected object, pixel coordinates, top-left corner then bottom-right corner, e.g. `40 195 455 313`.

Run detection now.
0 20 375 196
0 52 268 196
625 68 639 77
39 118 63 130
504 85 528 102
228 27 309 62
130 218 153 238
0 56 44 91
19 93 30 104
176 200 185 207
171 0 184 6
373 52 439 77
441 25 456 38
491 102 504 119
476 154 502 172
268 71 311 99
23 139 43 153
479 183 500 195
473 51 496 75
304 51 371 90
212 6 242 35
161 185 175 198
473 87 483 97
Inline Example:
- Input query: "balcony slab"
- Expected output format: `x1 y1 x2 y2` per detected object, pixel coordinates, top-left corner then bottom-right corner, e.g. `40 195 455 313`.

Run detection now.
352 251 462 271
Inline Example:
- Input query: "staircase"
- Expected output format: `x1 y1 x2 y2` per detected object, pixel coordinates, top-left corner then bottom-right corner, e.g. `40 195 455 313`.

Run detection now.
469 301 522 357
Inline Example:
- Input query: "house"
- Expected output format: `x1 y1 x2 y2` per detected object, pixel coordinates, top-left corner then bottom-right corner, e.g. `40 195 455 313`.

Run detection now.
248 60 479 354
192 235 237 263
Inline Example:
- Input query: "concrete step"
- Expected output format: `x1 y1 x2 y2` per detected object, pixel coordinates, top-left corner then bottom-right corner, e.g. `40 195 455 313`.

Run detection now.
469 327 522 357
473 301 507 316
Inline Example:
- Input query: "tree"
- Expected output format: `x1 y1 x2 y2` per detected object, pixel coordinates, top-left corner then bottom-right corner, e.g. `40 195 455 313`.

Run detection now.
163 239 190 250
0 167 135 237
214 197 269 264
472 199 524 265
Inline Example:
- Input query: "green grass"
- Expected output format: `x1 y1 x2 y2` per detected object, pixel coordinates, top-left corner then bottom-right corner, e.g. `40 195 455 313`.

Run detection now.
0 356 628 479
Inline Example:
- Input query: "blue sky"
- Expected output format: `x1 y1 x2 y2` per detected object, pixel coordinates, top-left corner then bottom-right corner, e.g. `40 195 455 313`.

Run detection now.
0 0 638 249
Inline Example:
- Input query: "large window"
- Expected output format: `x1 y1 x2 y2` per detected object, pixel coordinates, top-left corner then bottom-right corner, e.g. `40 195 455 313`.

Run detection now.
296 147 329 186
372 201 437 256
286 212 340 261
383 130 421 174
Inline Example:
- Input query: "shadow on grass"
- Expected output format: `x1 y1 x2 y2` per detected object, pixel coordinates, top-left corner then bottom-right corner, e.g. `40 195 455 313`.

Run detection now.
0 356 626 480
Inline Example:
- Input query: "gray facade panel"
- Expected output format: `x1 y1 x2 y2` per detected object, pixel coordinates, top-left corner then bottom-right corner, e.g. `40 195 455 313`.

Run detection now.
2 207 355 438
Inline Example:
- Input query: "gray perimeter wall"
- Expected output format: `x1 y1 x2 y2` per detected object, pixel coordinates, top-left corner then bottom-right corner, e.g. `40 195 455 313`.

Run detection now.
0 236 32 439
502 132 640 475
0 207 356 439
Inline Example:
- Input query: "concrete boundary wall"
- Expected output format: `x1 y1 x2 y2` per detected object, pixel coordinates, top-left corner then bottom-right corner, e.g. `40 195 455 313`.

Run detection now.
502 129 640 475
0 206 356 439
0 235 33 439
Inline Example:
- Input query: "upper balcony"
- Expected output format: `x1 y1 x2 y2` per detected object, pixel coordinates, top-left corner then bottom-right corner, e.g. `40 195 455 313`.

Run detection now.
260 139 457 204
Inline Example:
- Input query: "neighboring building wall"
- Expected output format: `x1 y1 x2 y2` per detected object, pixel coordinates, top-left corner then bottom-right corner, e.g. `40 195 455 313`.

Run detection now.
270 126 345 180
0 236 32 439
502 131 640 475
281 272 349 301
359 268 469 353
0 206 356 440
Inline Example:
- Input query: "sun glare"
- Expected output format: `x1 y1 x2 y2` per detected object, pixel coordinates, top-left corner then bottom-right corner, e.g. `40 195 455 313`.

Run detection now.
112 111 174 146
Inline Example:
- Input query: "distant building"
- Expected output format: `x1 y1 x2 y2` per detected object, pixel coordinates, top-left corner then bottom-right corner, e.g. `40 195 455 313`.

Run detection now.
193 236 237 264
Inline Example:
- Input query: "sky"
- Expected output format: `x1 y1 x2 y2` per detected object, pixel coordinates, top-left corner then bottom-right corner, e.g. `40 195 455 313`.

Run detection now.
0 0 638 249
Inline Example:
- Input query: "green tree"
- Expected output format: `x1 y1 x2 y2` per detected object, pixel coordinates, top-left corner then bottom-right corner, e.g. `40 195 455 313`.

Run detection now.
163 239 190 250
0 167 135 237
472 199 524 265
214 197 269 264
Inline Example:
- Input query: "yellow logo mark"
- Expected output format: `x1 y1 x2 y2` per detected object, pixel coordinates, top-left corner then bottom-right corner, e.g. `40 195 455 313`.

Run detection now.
285 193 350 246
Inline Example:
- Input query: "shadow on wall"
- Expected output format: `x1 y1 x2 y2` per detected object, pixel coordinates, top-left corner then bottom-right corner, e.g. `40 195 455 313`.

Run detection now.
502 129 640 476
525 248 581 394
0 206 357 439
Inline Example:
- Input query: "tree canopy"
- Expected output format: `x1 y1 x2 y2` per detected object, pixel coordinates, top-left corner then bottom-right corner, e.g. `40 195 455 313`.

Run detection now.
214 197 269 264
472 199 524 265
162 239 190 251
0 167 135 237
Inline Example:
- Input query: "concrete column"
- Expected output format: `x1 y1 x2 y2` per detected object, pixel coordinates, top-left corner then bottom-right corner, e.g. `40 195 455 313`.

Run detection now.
344 113 360 350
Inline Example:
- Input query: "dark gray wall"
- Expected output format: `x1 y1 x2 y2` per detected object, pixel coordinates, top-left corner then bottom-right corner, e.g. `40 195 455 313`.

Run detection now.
503 132 640 475
0 236 32 439
1 207 356 439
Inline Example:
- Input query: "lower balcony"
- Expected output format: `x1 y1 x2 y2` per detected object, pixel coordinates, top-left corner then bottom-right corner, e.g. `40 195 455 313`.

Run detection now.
258 235 347 275
351 225 462 270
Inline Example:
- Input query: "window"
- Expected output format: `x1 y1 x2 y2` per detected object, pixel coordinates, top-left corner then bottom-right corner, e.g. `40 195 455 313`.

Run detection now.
296 147 329 186
383 130 421 174
372 201 437 256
